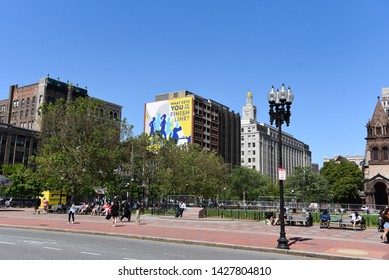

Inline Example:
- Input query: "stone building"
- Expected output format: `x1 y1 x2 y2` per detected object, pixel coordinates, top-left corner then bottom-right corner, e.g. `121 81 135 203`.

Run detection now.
363 91 389 208
241 91 311 181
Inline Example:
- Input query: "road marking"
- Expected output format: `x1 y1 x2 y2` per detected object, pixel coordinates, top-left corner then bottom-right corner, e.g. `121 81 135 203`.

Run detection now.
81 252 101 256
44 247 62 251
123 257 138 260
163 253 186 257
0 241 16 245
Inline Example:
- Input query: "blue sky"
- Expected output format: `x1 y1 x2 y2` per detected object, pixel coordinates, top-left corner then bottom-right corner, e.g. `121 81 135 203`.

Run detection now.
1 0 389 166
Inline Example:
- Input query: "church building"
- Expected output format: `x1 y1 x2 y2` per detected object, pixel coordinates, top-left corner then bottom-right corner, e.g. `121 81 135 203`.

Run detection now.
363 90 389 208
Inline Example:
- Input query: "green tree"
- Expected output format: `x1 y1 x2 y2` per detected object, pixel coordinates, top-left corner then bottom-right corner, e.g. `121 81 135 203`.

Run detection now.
230 166 278 201
34 97 133 203
1 164 42 198
284 166 330 203
320 159 363 203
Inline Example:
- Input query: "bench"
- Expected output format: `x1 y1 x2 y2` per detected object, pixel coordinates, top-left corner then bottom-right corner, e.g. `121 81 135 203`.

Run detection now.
338 215 366 230
287 213 313 226
321 215 366 230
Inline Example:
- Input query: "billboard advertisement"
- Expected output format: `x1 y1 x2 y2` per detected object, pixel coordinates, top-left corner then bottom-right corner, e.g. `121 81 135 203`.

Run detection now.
145 97 193 146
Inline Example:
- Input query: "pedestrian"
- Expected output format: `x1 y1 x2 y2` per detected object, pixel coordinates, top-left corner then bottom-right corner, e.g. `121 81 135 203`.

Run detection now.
34 196 41 214
67 202 76 224
381 207 389 243
120 200 131 222
176 201 186 218
42 197 49 214
110 201 120 227
135 200 142 224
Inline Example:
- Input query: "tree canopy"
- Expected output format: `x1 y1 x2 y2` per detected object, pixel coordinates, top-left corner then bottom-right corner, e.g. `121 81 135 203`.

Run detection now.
320 159 364 203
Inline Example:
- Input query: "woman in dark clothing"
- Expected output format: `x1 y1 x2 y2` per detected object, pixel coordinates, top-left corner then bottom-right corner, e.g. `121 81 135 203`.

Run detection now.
110 201 120 227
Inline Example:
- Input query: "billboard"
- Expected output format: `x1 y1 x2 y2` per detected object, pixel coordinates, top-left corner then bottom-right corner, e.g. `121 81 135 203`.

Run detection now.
145 97 193 145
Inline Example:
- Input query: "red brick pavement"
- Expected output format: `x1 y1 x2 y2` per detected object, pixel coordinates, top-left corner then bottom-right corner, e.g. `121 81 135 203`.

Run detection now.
1 208 388 259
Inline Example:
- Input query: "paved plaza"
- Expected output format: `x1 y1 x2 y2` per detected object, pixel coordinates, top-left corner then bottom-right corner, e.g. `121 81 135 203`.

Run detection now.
0 208 388 260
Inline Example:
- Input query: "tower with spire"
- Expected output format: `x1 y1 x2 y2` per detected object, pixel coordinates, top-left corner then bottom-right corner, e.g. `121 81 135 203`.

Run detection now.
364 91 389 208
242 91 257 122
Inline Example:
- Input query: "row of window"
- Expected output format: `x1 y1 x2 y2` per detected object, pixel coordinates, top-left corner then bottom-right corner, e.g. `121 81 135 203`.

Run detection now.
11 108 38 120
12 95 43 108
19 121 34 129
372 147 389 161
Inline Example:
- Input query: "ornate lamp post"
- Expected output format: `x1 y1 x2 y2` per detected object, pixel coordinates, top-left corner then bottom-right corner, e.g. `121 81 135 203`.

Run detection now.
268 83 294 250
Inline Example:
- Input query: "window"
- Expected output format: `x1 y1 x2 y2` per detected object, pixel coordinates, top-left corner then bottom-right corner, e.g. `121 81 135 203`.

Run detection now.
384 147 389 160
39 95 43 104
373 147 379 160
25 109 28 118
32 96 36 105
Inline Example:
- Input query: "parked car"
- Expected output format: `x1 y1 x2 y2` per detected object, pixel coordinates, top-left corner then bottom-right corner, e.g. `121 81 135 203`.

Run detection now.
5 198 34 208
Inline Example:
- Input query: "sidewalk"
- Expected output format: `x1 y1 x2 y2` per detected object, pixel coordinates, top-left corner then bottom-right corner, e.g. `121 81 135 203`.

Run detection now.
1 208 388 260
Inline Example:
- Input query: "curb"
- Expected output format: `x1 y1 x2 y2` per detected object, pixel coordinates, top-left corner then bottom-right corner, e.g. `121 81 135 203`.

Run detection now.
0 223 366 260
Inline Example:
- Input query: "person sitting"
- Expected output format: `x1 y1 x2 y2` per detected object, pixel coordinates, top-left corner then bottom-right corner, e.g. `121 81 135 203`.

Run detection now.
91 204 101 216
351 211 362 230
320 210 331 228
265 212 274 225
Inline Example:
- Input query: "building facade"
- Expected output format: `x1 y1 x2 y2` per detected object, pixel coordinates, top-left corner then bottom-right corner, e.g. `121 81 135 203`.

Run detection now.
363 89 389 208
0 76 122 132
0 76 123 168
144 90 241 166
241 91 312 181
0 123 39 166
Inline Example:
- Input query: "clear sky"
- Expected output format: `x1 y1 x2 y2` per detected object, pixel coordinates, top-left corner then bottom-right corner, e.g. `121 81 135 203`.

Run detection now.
1 0 389 167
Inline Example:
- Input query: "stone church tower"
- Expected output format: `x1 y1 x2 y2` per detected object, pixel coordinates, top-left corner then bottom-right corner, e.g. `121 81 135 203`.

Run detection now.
363 96 389 208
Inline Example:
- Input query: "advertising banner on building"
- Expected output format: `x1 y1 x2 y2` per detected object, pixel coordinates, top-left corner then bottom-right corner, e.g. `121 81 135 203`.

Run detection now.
145 97 193 147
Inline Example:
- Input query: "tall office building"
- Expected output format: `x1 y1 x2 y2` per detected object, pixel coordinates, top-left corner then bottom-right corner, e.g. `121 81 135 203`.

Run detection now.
144 90 241 166
241 91 312 181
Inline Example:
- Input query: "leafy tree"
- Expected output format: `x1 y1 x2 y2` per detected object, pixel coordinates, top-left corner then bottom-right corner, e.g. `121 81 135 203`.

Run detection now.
1 164 42 198
230 166 278 201
320 159 363 203
284 166 330 204
34 97 133 203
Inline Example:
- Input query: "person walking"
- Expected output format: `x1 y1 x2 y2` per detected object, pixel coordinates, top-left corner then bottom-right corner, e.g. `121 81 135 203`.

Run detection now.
120 200 131 222
381 207 389 243
67 203 76 224
176 201 186 218
135 200 142 224
33 196 41 214
110 201 120 227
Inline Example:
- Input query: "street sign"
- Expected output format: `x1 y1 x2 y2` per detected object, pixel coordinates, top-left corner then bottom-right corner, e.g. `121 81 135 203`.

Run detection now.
278 168 286 180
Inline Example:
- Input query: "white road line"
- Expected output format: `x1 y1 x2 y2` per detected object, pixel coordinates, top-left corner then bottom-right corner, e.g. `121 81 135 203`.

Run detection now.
123 257 138 260
44 247 62 251
81 252 101 256
0 241 16 245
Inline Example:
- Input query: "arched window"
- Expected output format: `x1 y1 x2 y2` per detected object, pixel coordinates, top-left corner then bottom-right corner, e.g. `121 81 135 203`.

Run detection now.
383 147 389 160
373 147 379 160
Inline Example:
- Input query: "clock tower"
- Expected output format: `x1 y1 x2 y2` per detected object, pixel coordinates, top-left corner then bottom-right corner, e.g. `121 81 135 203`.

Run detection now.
242 91 257 121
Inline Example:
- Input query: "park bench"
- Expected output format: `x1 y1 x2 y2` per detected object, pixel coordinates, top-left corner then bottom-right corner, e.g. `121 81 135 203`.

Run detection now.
321 215 366 230
287 213 313 226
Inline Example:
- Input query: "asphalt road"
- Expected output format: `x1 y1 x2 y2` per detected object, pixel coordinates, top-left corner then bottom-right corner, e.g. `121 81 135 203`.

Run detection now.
0 227 310 260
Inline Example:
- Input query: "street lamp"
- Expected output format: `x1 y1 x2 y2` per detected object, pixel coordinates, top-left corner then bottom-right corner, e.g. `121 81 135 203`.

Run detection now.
268 83 294 250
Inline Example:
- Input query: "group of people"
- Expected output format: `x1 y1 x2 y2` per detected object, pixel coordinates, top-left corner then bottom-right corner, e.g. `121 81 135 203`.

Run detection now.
66 198 143 226
320 210 363 230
